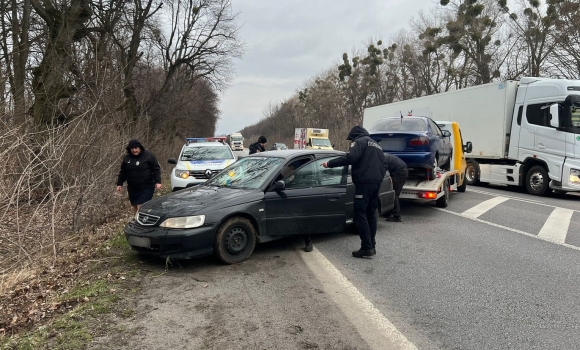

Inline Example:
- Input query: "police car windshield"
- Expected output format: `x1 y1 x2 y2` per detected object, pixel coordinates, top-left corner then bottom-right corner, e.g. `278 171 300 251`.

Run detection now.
205 157 284 189
181 146 233 161
371 118 428 132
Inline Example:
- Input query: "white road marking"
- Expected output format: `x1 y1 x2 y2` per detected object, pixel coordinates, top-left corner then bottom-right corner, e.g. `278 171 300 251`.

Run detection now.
297 245 417 350
467 188 580 212
436 208 580 252
538 207 574 243
461 196 510 218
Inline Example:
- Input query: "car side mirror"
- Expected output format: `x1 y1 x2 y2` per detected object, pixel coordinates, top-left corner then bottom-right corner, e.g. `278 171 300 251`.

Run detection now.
168 158 177 165
463 141 473 154
442 130 452 138
274 180 285 192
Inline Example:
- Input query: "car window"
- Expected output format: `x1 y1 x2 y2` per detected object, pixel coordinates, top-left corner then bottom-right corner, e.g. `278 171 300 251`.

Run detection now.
428 119 443 136
205 157 284 189
181 146 233 161
370 118 428 132
284 157 343 189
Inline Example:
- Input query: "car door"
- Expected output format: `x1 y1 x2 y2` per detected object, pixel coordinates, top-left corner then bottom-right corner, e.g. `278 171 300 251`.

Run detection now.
264 157 347 236
429 118 452 163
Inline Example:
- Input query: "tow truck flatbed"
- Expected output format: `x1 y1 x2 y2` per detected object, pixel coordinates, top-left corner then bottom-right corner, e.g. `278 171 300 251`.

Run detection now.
399 169 459 207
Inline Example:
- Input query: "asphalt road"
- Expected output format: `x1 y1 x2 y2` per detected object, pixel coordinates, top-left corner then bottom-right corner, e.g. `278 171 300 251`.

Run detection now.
92 185 580 350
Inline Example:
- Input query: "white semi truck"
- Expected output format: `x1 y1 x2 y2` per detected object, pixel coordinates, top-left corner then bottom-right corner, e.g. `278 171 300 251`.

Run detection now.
363 77 580 196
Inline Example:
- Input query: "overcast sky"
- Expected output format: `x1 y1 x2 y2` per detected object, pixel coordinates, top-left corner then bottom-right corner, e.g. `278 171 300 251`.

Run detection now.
215 0 440 136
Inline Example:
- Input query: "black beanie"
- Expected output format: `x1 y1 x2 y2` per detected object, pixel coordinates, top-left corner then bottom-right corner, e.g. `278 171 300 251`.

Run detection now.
126 139 144 151
258 136 267 143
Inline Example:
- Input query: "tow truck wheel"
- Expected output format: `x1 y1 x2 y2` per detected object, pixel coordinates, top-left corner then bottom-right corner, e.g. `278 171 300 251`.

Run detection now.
436 179 450 208
457 172 467 192
214 217 257 264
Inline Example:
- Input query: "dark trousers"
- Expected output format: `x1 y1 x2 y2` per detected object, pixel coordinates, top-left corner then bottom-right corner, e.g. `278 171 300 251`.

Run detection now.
390 169 408 217
354 182 381 251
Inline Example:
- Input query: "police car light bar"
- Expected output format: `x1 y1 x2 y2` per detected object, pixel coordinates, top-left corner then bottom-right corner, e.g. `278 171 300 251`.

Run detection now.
185 138 207 145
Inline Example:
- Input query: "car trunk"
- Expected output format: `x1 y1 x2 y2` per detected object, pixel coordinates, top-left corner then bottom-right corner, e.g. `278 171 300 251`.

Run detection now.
370 133 430 152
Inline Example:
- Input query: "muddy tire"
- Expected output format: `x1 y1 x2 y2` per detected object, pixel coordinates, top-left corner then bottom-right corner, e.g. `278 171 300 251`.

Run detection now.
214 217 257 264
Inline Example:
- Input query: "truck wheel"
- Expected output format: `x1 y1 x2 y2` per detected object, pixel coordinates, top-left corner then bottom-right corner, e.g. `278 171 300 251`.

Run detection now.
457 172 467 192
525 165 551 196
436 179 450 208
214 217 257 264
465 161 480 185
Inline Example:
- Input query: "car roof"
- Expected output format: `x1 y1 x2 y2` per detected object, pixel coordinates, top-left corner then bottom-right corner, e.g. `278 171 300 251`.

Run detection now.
250 149 344 159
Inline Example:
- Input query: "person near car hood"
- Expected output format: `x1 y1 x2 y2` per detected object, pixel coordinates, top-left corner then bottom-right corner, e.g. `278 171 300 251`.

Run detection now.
116 139 162 214
384 153 408 223
249 135 267 154
321 126 386 258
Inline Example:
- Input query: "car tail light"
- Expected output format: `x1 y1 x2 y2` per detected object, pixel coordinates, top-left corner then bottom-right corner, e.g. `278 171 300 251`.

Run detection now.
409 137 429 146
418 192 437 199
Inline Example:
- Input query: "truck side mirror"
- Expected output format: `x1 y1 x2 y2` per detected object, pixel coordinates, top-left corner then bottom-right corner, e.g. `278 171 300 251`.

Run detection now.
463 142 473 154
549 103 559 128
168 158 177 164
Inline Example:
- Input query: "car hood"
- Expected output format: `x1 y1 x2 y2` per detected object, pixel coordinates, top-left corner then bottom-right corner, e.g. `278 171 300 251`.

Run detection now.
140 185 262 217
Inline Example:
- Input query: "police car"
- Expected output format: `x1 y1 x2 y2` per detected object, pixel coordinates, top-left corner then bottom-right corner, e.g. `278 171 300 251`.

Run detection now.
168 138 237 191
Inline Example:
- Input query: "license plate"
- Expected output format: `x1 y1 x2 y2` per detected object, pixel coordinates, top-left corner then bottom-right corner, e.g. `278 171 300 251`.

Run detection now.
128 236 150 248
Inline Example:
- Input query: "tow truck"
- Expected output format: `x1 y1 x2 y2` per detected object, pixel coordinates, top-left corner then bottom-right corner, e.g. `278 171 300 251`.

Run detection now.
399 121 472 208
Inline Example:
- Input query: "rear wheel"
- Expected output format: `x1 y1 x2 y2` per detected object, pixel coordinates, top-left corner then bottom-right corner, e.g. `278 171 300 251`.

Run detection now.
525 165 551 196
427 157 439 180
436 179 450 208
214 217 257 264
465 161 480 185
440 150 452 170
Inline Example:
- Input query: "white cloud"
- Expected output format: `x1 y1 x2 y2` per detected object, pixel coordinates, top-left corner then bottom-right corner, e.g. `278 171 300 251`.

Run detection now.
216 0 437 135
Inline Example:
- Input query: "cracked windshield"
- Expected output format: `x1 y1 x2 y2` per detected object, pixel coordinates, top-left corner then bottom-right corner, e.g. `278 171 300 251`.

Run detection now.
181 146 233 161
205 157 284 189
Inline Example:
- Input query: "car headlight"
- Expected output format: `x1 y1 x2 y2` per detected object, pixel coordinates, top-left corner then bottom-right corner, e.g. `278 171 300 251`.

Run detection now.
570 169 580 185
160 215 205 228
175 169 190 179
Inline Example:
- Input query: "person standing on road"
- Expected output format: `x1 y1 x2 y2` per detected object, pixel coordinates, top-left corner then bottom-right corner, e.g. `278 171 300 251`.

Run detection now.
249 136 267 154
116 139 162 214
384 153 408 222
321 126 386 258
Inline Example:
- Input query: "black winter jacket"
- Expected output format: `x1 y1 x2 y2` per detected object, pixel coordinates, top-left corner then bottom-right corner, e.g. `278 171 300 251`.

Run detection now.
116 140 161 191
327 126 386 184
249 142 265 154
384 153 408 176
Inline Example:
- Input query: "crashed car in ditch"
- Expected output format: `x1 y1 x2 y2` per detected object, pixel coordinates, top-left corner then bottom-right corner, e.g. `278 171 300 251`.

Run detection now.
125 149 395 264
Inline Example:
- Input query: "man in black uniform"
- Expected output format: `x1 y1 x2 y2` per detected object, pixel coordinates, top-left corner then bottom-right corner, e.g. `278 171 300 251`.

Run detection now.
322 126 386 258
384 153 408 222
249 136 267 154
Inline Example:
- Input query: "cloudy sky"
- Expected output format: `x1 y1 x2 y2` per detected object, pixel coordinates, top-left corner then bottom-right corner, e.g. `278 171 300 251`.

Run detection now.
215 0 440 136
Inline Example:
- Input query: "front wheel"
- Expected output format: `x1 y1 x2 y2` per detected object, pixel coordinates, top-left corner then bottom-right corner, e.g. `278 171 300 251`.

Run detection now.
457 172 467 192
214 217 257 264
525 165 551 196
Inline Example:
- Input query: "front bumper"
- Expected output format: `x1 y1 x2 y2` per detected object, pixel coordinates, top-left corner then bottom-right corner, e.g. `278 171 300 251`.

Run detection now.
170 173 208 190
124 220 217 259
553 159 580 192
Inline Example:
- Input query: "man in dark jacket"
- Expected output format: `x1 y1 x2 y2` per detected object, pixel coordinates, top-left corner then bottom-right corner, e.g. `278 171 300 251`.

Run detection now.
322 126 386 258
249 136 267 154
116 139 162 214
384 153 408 222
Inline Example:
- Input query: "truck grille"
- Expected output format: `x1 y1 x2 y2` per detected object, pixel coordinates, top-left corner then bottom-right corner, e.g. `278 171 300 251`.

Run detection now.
136 213 160 226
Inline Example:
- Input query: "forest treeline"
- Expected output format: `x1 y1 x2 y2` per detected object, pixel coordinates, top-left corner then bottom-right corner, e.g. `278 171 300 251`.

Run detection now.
241 0 579 151
0 0 244 273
